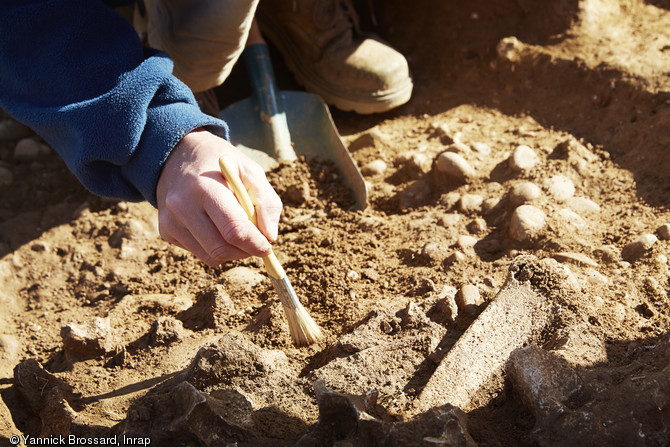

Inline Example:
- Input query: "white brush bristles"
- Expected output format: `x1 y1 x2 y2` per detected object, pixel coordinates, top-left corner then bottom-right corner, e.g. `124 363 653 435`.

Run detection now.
282 301 322 347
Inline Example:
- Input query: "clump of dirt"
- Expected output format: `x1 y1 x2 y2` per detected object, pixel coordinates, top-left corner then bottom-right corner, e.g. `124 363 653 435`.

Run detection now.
3 0 670 445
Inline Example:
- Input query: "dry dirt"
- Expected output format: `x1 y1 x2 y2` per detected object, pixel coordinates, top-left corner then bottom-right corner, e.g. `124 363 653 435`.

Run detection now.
2 0 670 446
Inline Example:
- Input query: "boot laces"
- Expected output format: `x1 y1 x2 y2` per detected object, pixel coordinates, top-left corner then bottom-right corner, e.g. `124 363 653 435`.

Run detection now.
311 0 361 43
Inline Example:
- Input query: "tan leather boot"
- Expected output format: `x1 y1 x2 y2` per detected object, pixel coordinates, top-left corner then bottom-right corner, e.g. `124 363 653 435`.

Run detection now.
256 0 413 114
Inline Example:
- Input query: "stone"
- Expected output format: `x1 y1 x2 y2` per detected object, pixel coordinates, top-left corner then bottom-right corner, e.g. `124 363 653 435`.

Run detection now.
436 285 459 324
508 145 538 172
0 334 20 378
471 141 492 156
459 194 484 214
566 196 601 216
360 159 387 176
178 285 236 330
544 174 575 201
222 266 267 296
421 242 448 265
557 208 588 231
60 317 114 359
396 151 432 176
0 166 14 186
439 213 462 227
445 251 466 265
435 152 476 181
149 316 185 346
0 119 31 141
466 218 487 234
285 181 311 203
416 256 560 414
509 182 541 206
457 235 478 251
108 219 146 248
14 138 48 163
348 127 386 151
622 233 658 262
457 285 483 314
509 205 546 242
656 223 670 241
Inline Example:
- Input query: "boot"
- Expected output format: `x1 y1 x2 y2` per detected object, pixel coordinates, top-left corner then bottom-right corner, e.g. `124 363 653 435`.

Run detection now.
256 0 413 114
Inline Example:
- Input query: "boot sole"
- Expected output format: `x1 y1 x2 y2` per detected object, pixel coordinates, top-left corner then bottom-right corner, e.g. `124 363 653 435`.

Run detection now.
257 13 413 114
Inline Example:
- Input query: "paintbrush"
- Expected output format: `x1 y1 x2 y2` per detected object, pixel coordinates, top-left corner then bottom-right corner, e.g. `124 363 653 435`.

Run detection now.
218 156 322 346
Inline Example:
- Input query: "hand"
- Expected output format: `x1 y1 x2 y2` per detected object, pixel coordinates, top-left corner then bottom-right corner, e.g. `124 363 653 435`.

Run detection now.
156 128 282 265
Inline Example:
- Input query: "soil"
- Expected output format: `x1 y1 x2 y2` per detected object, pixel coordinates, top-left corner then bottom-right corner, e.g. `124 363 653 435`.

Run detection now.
2 0 670 446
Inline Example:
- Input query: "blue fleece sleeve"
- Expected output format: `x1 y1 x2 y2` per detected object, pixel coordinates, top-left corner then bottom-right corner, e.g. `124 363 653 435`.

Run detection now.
0 0 229 206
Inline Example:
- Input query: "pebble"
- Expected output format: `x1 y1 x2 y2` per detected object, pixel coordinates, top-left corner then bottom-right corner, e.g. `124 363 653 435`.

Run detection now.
0 119 31 141
223 266 267 294
445 142 471 154
445 251 466 265
360 159 387 176
440 191 462 208
61 317 113 358
544 174 575 201
466 218 487 234
459 194 484 214
656 224 670 241
458 235 478 250
437 285 459 324
509 182 541 207
557 208 588 230
0 166 14 186
508 145 538 172
509 205 546 242
349 127 386 150
435 152 476 181
396 151 431 174
14 138 49 163
622 233 658 262
482 197 501 214
566 196 601 216
612 303 627 323
422 242 447 265
439 213 461 227
457 284 483 314
471 142 492 156
346 270 359 281
585 268 609 286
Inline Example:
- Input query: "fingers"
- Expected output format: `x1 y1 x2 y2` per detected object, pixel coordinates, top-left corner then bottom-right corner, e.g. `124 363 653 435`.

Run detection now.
237 161 283 242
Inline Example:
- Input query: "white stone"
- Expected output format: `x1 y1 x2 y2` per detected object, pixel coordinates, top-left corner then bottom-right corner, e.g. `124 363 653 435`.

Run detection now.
471 142 492 156
458 235 478 250
509 182 541 206
459 194 484 214
0 166 14 186
544 174 575 201
565 196 600 216
435 152 476 181
557 208 588 230
508 145 538 172
622 234 658 262
360 159 387 176
509 205 546 242
346 270 359 281
457 284 483 312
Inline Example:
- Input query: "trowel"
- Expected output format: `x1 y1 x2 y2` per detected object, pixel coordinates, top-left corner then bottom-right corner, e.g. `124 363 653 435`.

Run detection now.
219 42 368 210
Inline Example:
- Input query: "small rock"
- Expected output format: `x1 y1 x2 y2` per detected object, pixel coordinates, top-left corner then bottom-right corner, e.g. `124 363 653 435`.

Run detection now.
544 174 575 201
0 119 31 141
14 138 45 163
396 151 432 175
61 317 113 359
0 167 14 186
612 303 627 322
622 233 658 262
108 220 146 248
509 182 541 207
656 224 670 241
436 285 459 324
0 334 20 377
439 192 462 209
466 218 487 234
459 194 484 214
445 142 471 154
346 270 359 281
439 213 462 227
557 208 589 230
422 242 447 265
482 197 502 214
444 251 466 265
509 205 546 242
360 159 387 176
566 196 601 216
457 285 483 315
471 142 492 156
585 268 608 286
457 235 478 250
431 122 455 143
348 128 386 151
223 266 267 296
31 241 49 252
179 285 236 330
435 152 476 181
508 145 538 172
149 317 185 346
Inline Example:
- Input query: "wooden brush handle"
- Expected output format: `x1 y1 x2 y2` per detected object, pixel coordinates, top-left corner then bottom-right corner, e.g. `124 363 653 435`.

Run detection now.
218 157 285 280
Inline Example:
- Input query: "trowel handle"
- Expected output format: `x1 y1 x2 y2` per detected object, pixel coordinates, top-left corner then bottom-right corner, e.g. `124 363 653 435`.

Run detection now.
243 43 297 162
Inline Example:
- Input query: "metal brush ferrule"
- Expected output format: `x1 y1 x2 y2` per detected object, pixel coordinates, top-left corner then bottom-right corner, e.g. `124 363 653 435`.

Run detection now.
269 276 301 310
